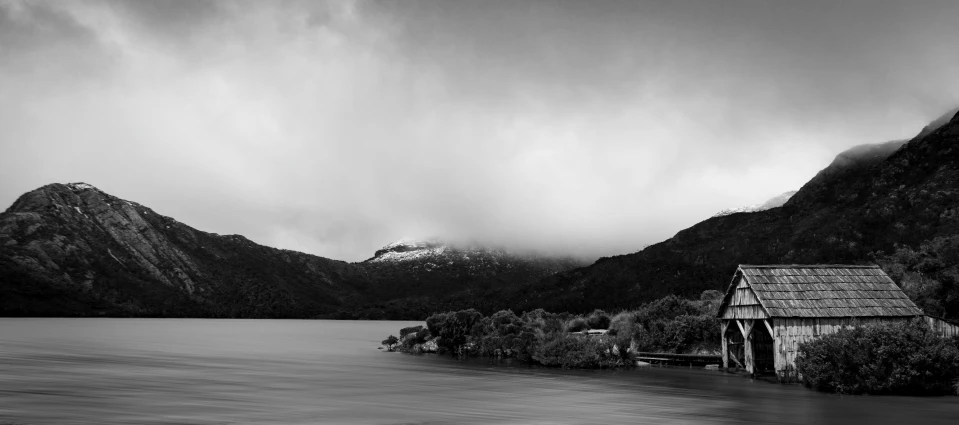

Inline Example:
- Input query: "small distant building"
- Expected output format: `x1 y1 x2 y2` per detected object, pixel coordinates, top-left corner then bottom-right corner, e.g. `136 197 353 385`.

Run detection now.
714 264 946 379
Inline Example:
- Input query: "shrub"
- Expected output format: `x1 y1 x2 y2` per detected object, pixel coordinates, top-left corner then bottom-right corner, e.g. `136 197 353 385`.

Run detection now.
700 290 723 302
565 317 588 333
659 315 721 354
400 325 424 338
471 310 521 357
586 309 611 329
610 330 633 362
399 326 431 352
429 309 484 356
635 295 704 323
521 309 569 334
509 329 542 362
382 335 399 351
628 295 720 354
795 319 959 395
533 333 619 369
425 312 449 337
607 311 634 336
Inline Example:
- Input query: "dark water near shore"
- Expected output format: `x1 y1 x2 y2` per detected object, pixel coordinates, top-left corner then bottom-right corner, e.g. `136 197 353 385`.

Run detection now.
1 319 957 424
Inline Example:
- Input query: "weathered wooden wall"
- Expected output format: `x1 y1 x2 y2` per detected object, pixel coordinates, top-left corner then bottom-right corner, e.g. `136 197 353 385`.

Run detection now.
925 315 959 338
771 317 911 377
721 278 769 320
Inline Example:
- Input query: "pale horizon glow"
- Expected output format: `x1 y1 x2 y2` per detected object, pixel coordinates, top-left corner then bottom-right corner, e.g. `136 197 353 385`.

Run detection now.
1 0 958 262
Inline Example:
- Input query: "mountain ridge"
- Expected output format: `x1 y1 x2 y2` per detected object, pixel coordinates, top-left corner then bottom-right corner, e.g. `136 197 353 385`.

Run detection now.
3 108 958 319
0 185 584 318
504 107 959 318
713 190 797 217
0 182 372 317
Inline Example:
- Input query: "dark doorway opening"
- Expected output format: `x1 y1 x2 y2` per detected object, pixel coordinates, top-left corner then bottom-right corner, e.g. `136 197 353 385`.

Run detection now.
752 322 775 374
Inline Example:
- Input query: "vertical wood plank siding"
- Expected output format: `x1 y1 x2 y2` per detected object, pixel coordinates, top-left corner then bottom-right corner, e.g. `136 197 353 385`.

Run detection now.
772 317 911 375
925 316 959 338
721 282 769 320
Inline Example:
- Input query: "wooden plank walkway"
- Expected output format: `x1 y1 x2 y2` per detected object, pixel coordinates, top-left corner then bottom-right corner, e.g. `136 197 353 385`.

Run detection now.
635 352 721 365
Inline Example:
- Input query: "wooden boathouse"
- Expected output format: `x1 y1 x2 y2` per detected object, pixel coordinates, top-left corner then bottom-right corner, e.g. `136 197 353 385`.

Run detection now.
716 265 925 378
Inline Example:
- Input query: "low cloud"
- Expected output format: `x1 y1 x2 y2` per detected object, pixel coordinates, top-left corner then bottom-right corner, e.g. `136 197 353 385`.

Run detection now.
1 0 958 261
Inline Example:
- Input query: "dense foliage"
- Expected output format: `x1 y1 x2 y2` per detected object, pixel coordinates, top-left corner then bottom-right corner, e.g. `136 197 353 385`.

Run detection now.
627 294 721 353
795 320 959 395
874 235 959 320
389 292 721 368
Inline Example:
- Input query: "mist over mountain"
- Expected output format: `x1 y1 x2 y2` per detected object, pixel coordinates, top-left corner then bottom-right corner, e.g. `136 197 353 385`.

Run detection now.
713 190 798 217
504 107 959 318
2 107 958 319
6 2 959 266
339 238 588 318
0 189 582 318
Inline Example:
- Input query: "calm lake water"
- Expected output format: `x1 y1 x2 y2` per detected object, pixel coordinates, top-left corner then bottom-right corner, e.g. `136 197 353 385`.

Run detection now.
1 319 957 424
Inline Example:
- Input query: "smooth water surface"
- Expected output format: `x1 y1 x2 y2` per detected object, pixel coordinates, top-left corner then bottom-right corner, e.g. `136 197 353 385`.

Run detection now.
1 318 957 424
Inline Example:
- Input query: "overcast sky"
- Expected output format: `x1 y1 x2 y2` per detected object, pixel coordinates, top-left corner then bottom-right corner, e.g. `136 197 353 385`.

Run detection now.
1 0 958 262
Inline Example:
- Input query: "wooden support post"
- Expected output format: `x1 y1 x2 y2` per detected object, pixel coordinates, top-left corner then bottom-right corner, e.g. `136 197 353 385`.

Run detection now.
736 319 747 338
728 351 744 368
763 319 774 338
743 319 755 375
721 321 729 369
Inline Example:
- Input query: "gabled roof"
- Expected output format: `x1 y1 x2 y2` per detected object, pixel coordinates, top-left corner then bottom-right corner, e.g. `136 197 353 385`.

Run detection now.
717 265 923 318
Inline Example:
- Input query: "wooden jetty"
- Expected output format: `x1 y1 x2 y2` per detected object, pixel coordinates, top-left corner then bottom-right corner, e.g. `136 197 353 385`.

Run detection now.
634 352 721 367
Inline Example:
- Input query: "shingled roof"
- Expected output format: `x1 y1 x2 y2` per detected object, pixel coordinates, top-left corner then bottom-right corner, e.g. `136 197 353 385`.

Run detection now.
718 265 923 318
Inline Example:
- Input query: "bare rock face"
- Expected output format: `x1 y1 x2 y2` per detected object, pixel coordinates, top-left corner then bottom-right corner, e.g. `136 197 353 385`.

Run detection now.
0 183 372 317
2 183 200 294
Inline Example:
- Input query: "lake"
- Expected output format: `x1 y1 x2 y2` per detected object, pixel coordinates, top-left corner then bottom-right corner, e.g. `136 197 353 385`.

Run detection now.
1 319 957 424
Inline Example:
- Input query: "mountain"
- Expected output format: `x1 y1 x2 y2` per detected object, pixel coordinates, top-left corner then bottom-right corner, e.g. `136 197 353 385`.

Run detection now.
4 108 957 319
713 190 797 217
506 108 959 318
342 238 588 318
0 187 584 318
915 106 959 139
0 183 373 317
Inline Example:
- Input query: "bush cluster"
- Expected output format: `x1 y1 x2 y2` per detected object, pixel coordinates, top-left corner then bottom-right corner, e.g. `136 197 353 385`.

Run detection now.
795 319 959 395
397 325 431 352
388 292 722 368
625 295 721 354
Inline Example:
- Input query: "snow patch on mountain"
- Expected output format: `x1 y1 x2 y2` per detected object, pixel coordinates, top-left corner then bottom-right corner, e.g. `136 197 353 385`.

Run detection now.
371 245 448 263
713 190 797 217
369 238 448 263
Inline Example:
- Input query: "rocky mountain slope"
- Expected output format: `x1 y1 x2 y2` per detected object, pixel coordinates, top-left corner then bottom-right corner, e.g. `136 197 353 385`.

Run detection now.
0 183 372 317
338 238 587 318
4 109 957 319
0 187 583 318
507 109 959 318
